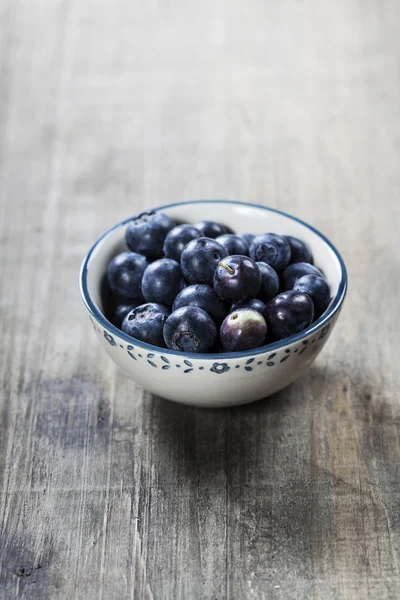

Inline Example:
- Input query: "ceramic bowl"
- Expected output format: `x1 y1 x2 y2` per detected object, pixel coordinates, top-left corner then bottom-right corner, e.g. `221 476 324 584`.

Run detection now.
79 200 347 407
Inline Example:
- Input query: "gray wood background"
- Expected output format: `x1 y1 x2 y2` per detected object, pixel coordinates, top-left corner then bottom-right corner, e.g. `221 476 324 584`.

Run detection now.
0 0 399 598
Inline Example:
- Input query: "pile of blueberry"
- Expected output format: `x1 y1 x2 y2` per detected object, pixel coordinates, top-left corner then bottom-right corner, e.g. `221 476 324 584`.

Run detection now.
105 211 331 353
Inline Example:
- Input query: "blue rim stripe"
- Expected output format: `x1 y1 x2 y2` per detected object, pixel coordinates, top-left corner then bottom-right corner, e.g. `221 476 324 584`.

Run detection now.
79 200 348 360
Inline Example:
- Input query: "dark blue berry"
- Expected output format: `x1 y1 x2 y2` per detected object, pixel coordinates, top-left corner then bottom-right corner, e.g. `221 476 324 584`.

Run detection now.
230 298 266 317
220 308 267 351
285 235 313 264
173 284 228 324
256 262 280 303
125 210 174 258
240 233 255 246
122 303 170 347
293 275 331 315
282 262 324 290
265 290 314 340
163 306 217 352
181 237 227 284
163 224 201 261
215 234 249 256
250 233 291 272
213 255 261 303
141 258 185 307
193 220 228 238
107 252 148 300
110 301 141 328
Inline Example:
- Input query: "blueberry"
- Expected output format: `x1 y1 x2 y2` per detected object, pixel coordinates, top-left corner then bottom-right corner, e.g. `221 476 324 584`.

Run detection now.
122 303 170 347
110 301 141 328
250 233 291 272
220 308 267 351
265 290 314 340
141 258 185 307
282 262 324 290
173 284 228 324
256 262 280 303
107 252 148 300
163 306 217 352
163 224 201 261
285 235 313 264
213 255 261 303
215 234 249 256
181 237 227 284
293 275 331 315
240 233 255 246
125 210 174 258
230 298 266 317
193 220 228 239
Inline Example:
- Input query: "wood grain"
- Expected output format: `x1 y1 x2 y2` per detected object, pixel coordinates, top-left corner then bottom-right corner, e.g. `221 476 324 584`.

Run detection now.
1 0 400 598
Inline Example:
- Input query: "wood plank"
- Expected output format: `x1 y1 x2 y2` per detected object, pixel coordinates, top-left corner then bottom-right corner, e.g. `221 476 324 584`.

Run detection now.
0 0 400 598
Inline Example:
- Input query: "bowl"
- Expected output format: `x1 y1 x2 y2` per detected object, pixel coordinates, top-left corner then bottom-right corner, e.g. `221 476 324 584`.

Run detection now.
79 200 347 407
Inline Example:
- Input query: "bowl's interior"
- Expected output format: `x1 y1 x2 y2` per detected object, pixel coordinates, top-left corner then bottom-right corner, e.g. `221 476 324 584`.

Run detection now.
83 201 345 347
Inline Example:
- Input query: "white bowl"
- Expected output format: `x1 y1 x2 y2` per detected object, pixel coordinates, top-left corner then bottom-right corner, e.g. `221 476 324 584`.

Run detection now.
79 200 347 407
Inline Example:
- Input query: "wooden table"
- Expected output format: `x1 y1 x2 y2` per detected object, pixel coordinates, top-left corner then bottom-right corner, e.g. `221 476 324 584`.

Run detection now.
1 1 399 598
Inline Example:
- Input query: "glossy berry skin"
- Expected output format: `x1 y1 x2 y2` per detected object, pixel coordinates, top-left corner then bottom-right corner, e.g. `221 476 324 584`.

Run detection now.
181 237 227 284
122 303 170 347
163 306 217 353
256 262 280 303
285 235 313 264
293 275 330 315
125 210 174 258
215 234 249 256
110 301 141 328
163 224 201 261
265 290 314 340
213 255 261 304
230 298 266 317
250 233 291 272
141 258 185 307
220 308 267 351
193 220 227 239
173 284 228 324
282 262 324 290
240 233 255 246
107 252 148 300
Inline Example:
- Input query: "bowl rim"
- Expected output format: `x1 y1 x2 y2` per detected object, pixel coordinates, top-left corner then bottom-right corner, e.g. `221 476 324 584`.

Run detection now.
79 200 348 360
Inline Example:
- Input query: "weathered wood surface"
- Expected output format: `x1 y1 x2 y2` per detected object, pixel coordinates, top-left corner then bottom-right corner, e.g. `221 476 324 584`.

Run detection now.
1 0 400 598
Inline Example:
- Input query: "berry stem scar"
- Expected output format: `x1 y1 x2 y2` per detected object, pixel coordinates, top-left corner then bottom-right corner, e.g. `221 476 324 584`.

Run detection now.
219 262 235 275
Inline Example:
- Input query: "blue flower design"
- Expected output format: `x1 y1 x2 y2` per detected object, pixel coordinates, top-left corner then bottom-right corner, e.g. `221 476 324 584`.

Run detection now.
161 356 170 370
210 363 230 374
319 325 331 340
299 340 309 355
147 353 157 368
104 331 117 346
127 344 137 360
280 350 291 363
183 360 193 373
245 358 255 371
